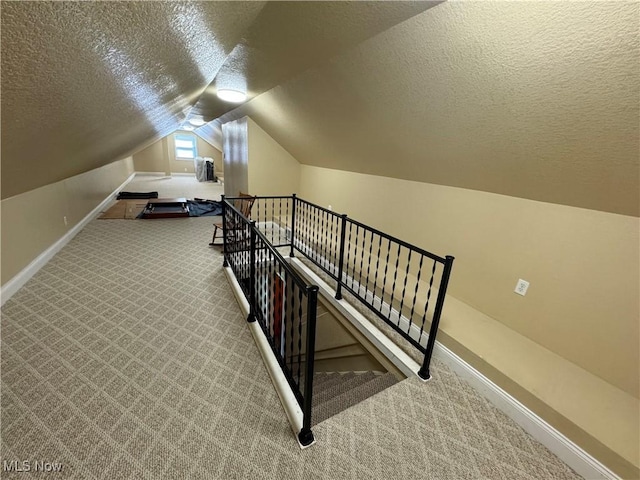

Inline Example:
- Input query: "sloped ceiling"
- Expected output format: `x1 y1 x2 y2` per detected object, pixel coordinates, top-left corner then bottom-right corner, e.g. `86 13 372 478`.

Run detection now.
2 1 638 216
209 1 640 217
0 1 438 199
0 1 265 199
188 1 440 123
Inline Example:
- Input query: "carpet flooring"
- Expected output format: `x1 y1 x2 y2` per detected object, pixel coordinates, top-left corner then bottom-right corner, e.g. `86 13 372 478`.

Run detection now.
1 187 582 478
312 372 398 425
120 175 223 202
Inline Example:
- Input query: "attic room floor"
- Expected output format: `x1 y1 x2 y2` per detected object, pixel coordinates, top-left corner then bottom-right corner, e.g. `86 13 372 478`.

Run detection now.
123 173 224 201
0 192 581 478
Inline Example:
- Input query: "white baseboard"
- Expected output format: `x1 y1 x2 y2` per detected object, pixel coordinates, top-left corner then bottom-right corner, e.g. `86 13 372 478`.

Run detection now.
132 171 169 176
289 256 618 479
133 171 195 177
250 227 620 480
1 172 136 306
223 266 314 449
433 343 619 480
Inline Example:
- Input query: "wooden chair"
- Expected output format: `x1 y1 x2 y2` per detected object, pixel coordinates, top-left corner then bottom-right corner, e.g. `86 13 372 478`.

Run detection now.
209 192 255 246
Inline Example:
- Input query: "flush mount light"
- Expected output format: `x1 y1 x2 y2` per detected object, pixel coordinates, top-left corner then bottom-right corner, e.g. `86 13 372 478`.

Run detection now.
217 89 247 103
188 118 206 127
181 124 195 131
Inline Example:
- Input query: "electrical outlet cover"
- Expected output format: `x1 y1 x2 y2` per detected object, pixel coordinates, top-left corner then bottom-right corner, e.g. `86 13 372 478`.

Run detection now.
515 279 530 296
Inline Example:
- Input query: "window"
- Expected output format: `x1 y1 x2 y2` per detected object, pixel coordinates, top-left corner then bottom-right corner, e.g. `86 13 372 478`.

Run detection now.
174 134 197 159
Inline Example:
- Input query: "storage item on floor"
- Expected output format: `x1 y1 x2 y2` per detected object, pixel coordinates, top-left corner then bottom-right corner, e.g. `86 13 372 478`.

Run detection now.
141 198 190 219
116 191 159 200
206 160 215 181
194 157 207 182
194 157 216 182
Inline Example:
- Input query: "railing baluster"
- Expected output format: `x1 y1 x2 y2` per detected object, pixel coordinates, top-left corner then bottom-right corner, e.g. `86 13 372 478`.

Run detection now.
325 212 331 268
257 241 263 324
398 249 412 328
350 224 357 289
281 267 287 368
382 238 391 310
271 198 275 245
419 261 438 342
327 213 333 268
335 214 347 300
372 234 383 308
298 201 304 254
267 243 273 338
302 202 309 256
408 255 424 335
287 272 294 373
306 204 312 259
290 194 296 257
296 289 303 384
319 209 326 267
389 244 401 323
312 206 319 265
308 204 313 257
285 197 290 247
358 226 366 293
278 197 283 244
366 229 374 295
276 262 283 355
247 221 257 323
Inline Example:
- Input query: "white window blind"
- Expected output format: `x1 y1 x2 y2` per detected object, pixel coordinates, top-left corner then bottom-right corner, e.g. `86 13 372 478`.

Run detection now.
174 134 197 159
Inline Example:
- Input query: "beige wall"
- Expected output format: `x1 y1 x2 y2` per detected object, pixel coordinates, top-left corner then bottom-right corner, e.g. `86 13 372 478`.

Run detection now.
247 118 300 196
131 139 166 173
299 165 639 475
132 133 223 176
1 157 134 285
300 165 639 399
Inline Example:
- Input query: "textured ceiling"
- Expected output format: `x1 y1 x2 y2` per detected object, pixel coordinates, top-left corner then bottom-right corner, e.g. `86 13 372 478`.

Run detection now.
211 1 640 217
1 1 266 198
0 1 437 199
2 1 638 216
188 1 440 123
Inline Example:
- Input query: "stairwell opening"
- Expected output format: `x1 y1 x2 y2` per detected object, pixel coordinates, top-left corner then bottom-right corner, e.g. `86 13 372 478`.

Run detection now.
311 297 406 425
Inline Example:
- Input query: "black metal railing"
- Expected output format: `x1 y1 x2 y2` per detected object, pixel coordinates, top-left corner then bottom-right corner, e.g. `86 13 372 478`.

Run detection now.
289 198 454 380
222 196 318 447
221 193 453 443
293 198 343 279
221 196 253 298
244 195 295 249
333 217 453 380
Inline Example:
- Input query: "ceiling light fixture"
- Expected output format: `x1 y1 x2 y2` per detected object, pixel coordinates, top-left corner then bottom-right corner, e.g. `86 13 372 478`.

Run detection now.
188 118 206 127
181 124 195 131
217 89 247 103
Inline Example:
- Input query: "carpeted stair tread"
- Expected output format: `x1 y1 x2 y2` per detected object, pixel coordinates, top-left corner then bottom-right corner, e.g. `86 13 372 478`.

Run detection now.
313 372 398 425
313 371 379 406
313 372 386 409
313 373 398 425
312 371 358 394
301 371 341 392
312 372 341 389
